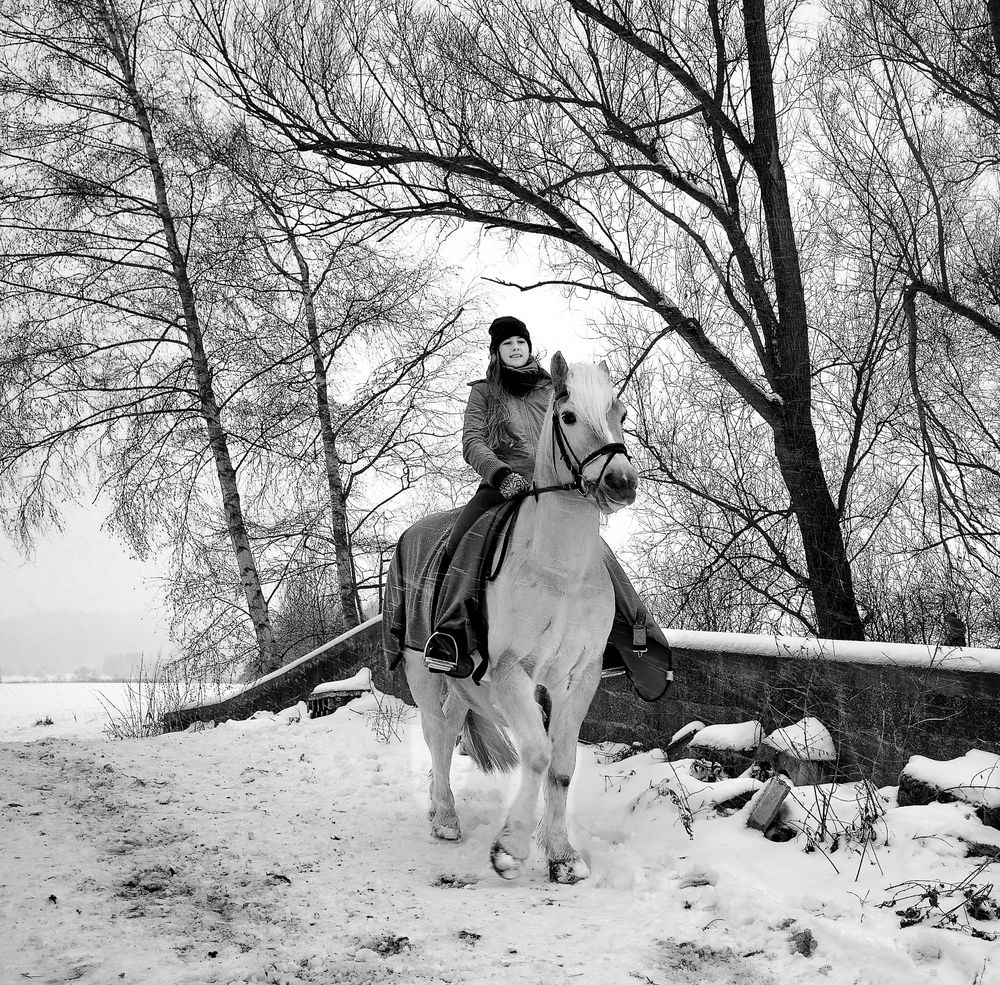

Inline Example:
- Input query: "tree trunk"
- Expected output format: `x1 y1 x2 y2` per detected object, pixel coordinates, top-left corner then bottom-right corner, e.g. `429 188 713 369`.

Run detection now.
743 0 864 639
773 409 865 639
290 241 362 629
97 0 278 674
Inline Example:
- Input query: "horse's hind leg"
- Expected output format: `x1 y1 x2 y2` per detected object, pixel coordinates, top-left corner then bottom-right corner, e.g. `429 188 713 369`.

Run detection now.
404 650 467 840
539 661 601 883
489 667 551 880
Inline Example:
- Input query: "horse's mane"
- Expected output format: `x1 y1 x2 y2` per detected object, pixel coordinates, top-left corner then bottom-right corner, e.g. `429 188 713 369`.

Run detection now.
564 362 615 442
535 361 615 476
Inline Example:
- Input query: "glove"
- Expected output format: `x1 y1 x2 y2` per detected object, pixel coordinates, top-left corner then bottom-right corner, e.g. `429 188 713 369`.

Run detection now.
499 472 531 499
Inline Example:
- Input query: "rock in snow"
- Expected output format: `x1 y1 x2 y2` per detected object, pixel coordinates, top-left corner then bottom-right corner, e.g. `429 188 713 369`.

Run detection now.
759 718 837 786
761 718 837 762
898 749 1000 830
691 720 763 752
311 667 372 695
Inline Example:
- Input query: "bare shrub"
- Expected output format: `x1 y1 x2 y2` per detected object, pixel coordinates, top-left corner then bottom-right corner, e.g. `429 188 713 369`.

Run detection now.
879 858 1000 941
100 661 191 740
363 690 411 744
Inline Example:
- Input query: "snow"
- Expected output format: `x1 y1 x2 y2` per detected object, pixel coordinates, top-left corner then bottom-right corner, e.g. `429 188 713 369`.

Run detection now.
311 667 372 695
762 718 837 762
665 628 1000 673
905 750 1000 809
668 721 705 746
0 682 141 741
2 686 1000 984
690 721 763 752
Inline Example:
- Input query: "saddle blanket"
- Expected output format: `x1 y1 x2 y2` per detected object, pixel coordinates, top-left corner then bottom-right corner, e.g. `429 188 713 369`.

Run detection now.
383 504 515 670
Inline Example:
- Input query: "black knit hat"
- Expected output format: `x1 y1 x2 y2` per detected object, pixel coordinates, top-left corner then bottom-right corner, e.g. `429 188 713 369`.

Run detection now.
488 315 531 353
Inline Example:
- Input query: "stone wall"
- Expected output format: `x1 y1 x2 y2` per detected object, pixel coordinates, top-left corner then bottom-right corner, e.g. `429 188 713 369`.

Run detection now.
587 642 1000 785
161 617 406 731
162 617 1000 787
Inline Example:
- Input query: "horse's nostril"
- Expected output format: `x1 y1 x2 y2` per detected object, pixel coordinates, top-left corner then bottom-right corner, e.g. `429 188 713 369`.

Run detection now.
605 471 637 499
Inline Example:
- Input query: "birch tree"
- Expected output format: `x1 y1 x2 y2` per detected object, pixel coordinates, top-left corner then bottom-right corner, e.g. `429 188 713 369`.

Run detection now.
0 0 280 673
204 129 468 628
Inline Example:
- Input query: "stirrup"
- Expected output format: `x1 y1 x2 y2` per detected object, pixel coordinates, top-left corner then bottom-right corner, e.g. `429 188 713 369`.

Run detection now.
423 631 464 675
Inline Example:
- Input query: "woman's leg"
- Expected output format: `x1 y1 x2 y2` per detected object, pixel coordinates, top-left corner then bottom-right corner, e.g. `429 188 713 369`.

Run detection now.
443 483 507 561
425 483 508 676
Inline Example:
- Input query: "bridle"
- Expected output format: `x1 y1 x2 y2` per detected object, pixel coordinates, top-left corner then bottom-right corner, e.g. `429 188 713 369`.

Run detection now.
486 393 633 582
529 397 631 500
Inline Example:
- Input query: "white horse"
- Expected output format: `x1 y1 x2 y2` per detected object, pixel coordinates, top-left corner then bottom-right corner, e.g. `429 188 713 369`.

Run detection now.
390 352 637 882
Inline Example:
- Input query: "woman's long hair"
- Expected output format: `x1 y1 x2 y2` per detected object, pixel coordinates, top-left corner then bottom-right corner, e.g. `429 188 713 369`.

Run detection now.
482 352 513 450
481 351 549 449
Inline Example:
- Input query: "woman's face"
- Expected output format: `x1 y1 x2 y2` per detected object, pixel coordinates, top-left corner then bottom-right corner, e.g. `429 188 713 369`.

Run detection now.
498 336 530 368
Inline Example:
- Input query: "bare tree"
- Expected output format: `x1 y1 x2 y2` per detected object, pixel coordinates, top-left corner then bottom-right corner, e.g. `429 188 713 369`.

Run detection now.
0 0 281 671
191 0 871 637
814 0 1000 611
211 130 469 627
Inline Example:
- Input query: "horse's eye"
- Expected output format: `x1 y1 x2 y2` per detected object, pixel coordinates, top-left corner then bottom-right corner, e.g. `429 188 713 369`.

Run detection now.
561 411 577 426
620 407 628 423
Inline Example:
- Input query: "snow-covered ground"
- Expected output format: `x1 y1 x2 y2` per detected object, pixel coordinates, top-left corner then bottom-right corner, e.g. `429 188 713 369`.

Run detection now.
3 685 1000 984
0 682 135 741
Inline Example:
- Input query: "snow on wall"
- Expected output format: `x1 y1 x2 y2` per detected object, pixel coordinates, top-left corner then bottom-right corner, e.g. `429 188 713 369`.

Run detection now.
665 629 1000 674
177 616 381 711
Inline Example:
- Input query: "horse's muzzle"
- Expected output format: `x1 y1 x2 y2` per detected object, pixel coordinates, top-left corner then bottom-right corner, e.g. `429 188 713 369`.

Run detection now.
601 468 637 507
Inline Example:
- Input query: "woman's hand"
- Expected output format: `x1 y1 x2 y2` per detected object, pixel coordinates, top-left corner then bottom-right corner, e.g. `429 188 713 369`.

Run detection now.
499 472 531 499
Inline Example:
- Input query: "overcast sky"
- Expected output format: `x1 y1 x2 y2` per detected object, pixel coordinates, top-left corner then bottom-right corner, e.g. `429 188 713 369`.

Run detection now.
0 498 166 621
1 229 619 632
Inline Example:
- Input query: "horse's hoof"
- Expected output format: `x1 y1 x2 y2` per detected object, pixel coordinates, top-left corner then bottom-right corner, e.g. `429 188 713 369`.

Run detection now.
490 840 524 880
431 821 462 841
548 856 590 884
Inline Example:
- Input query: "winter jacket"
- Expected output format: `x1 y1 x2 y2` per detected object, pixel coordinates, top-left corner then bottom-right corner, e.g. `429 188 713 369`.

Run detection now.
462 378 554 487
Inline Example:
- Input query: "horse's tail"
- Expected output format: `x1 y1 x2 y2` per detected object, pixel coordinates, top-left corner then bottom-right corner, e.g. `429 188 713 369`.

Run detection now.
461 709 518 774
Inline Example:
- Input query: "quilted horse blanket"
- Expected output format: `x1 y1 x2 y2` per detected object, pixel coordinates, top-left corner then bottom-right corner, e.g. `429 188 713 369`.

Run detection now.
383 505 674 701
383 504 514 674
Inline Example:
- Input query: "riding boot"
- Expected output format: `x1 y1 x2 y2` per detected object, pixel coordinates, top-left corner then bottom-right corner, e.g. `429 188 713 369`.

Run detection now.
424 485 508 682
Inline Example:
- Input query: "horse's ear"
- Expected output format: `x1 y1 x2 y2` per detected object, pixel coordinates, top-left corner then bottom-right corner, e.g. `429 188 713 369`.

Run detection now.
551 351 569 398
597 359 611 381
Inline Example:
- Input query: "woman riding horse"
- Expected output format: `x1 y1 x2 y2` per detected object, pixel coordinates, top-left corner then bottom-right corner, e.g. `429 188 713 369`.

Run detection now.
387 350 641 881
423 315 672 699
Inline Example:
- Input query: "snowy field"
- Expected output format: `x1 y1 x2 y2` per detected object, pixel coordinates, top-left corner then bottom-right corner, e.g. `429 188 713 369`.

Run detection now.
3 684 1000 985
0 682 134 741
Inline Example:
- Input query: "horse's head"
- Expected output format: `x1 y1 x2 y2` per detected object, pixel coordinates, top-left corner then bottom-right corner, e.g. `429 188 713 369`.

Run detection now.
548 351 637 513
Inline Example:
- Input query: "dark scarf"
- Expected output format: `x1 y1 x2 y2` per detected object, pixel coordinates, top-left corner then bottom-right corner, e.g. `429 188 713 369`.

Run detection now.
499 358 551 397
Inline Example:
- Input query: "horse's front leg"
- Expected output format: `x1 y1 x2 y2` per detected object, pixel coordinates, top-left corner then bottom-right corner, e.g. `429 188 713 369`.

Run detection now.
404 650 467 841
489 665 551 879
539 655 601 883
